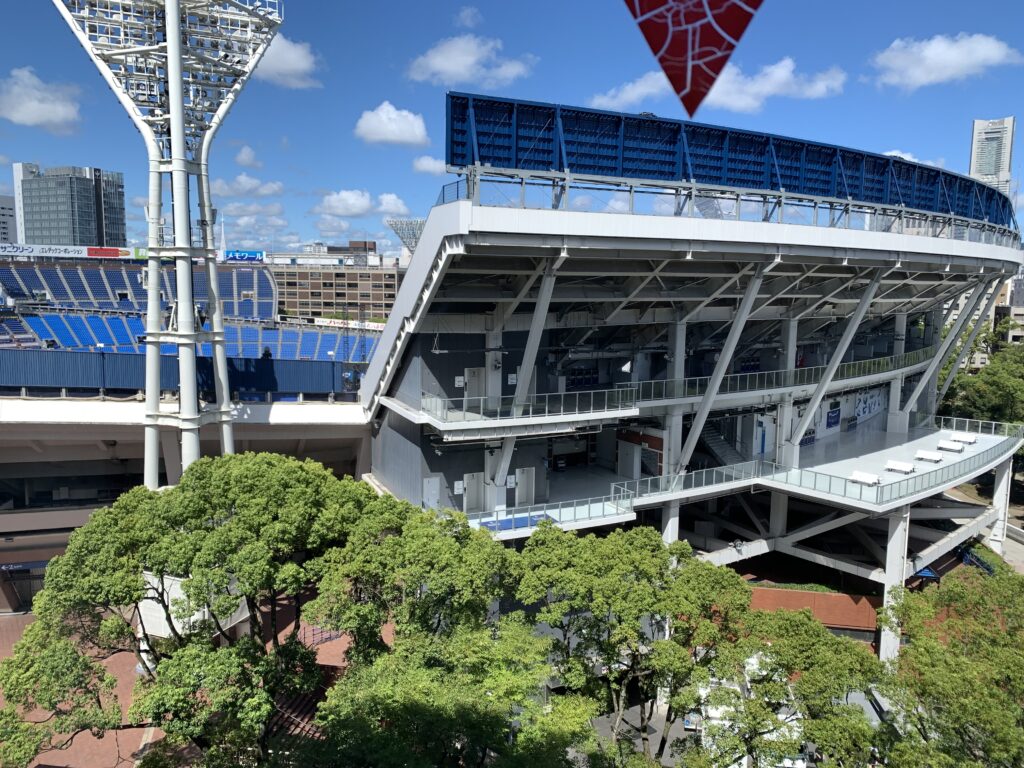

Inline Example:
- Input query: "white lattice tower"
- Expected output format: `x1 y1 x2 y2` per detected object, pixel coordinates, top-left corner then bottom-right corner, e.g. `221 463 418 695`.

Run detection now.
53 0 283 487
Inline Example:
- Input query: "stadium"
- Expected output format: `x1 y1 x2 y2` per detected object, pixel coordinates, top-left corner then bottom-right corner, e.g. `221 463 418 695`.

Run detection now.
2 3 1022 670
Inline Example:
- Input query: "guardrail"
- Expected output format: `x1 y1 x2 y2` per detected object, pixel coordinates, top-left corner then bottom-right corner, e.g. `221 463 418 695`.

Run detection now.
421 387 636 422
421 344 937 425
468 489 634 535
437 174 1021 250
631 344 938 401
612 462 763 500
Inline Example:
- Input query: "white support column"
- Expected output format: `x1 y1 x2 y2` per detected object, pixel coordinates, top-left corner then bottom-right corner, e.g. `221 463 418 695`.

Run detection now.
165 0 200 471
784 269 883 464
987 456 1012 555
197 168 234 455
768 492 788 538
485 330 502 411
492 268 557 489
143 150 163 489
663 319 686 544
900 280 989 422
880 505 911 662
160 429 183 487
887 313 907 433
939 281 1002 402
676 265 766 473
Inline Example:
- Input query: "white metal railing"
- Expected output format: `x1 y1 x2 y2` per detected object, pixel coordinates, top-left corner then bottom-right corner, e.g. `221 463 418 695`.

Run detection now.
467 488 634 534
632 344 938 401
437 174 1021 250
421 387 636 423
422 344 939 425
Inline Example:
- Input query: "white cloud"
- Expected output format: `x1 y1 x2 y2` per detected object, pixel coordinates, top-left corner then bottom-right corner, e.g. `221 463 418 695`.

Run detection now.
873 33 1023 90
455 6 483 28
314 189 374 217
704 58 845 113
589 71 671 111
235 145 262 169
315 215 351 238
222 201 284 217
408 34 536 88
354 101 430 146
883 150 945 168
883 149 919 162
210 173 283 197
130 195 148 208
0 155 9 165
254 35 321 89
412 155 446 175
604 193 630 214
377 193 409 216
0 67 80 134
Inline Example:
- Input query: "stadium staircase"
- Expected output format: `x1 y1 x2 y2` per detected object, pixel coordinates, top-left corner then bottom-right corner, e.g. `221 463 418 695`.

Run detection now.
701 425 747 466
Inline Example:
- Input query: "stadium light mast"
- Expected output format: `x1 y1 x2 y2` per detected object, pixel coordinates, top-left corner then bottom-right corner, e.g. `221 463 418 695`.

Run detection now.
53 0 283 488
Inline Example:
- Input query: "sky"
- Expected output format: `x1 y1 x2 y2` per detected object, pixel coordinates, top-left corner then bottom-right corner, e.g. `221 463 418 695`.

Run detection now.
1 1 1023 254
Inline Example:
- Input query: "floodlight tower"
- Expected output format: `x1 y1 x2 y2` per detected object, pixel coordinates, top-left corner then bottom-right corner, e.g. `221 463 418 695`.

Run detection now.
53 0 283 488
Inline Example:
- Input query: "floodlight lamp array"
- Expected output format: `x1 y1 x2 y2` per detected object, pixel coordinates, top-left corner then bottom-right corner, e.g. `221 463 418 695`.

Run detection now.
56 0 282 160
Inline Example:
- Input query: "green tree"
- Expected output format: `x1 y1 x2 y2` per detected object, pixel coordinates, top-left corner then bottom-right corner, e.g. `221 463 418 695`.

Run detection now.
0 453 375 767
879 564 1024 768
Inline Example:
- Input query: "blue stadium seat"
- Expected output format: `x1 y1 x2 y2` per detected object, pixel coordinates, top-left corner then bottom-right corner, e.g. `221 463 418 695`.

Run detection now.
16 266 45 296
86 316 115 346
236 300 255 317
81 268 112 304
107 316 133 346
299 330 318 359
280 328 299 359
24 316 54 341
338 335 355 362
316 333 338 360
126 315 145 340
61 267 92 305
65 315 96 347
0 267 28 298
240 325 259 357
260 328 280 358
257 301 275 319
42 315 78 348
39 268 71 300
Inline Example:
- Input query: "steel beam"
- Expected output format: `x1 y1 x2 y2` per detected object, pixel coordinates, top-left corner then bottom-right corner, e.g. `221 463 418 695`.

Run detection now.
787 269 883 452
938 280 1002 401
491 267 558 487
675 264 766 472
900 279 988 416
880 506 911 661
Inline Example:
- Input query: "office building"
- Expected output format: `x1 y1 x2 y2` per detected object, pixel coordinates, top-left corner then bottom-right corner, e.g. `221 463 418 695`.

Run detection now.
0 195 15 243
12 163 126 247
969 116 1015 195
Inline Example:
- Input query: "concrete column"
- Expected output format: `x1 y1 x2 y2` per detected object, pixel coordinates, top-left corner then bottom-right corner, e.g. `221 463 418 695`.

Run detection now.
485 330 502 411
781 318 798 371
892 313 907 357
160 429 183 486
775 400 795 464
662 320 686 543
987 456 1012 555
880 505 911 662
769 492 788 537
662 501 680 545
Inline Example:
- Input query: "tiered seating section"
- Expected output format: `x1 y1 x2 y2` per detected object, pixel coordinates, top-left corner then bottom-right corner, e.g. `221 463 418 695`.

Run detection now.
0 260 277 319
0 260 379 364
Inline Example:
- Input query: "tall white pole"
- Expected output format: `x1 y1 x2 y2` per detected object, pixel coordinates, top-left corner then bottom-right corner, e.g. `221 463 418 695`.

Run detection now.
165 0 201 470
144 146 163 489
197 161 235 454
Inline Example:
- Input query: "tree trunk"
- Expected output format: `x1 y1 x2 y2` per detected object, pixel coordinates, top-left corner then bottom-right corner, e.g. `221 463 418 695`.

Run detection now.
655 701 674 760
640 698 652 758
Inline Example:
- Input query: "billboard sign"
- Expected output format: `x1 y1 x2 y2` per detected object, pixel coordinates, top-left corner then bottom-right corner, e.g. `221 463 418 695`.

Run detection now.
224 249 265 262
87 247 133 259
0 243 146 259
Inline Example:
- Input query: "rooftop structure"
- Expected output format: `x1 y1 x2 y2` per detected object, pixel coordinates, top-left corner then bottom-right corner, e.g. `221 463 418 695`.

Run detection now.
12 163 125 247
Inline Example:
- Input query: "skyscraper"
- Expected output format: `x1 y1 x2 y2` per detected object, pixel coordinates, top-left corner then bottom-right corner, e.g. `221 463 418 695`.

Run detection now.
969 116 1015 195
0 195 15 243
12 163 126 246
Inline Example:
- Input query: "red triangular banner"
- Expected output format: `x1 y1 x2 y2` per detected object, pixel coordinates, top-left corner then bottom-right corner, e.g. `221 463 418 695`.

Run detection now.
624 0 764 117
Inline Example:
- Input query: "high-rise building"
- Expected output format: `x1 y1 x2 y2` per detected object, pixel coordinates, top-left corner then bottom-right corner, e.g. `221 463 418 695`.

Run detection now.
969 116 1015 195
12 163 126 246
0 195 16 243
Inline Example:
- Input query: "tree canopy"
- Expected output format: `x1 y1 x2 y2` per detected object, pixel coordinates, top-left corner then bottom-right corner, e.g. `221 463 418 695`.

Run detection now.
1 452 1020 768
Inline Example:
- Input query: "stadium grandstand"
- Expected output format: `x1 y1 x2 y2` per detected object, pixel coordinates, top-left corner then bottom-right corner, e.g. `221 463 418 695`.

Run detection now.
3 92 1023 664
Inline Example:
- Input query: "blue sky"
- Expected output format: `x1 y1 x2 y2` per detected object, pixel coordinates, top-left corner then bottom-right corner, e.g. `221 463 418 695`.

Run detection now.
1 1 1023 252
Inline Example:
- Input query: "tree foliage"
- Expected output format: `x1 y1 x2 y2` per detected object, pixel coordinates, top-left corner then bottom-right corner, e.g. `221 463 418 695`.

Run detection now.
880 565 1024 768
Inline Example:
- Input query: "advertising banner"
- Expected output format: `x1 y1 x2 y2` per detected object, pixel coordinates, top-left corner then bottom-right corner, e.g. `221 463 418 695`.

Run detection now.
224 249 265 262
87 247 132 259
0 243 145 259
